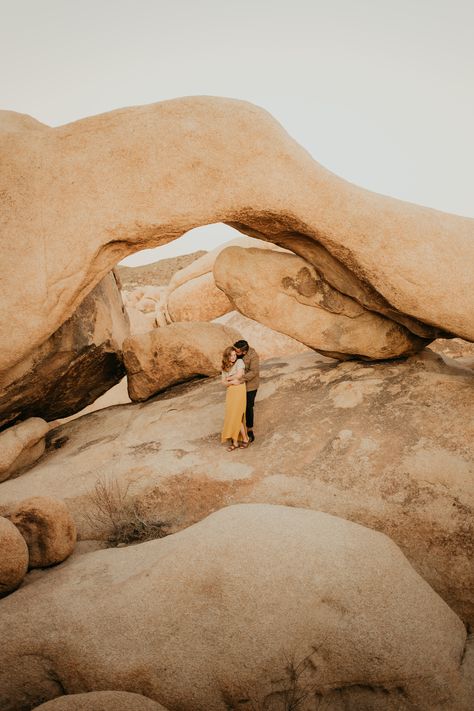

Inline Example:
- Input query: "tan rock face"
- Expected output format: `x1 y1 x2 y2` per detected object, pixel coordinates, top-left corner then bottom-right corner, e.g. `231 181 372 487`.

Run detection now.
125 306 157 335
165 236 284 324
33 691 168 711
2 351 471 622
0 418 49 482
123 322 240 401
167 271 231 323
2 98 471 377
8 497 77 568
214 311 310 361
215 246 429 360
122 286 169 331
0 516 28 596
0 272 129 429
0 505 469 710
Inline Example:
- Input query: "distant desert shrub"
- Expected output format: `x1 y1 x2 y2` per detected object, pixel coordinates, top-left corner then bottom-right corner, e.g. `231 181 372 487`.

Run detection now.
85 477 168 546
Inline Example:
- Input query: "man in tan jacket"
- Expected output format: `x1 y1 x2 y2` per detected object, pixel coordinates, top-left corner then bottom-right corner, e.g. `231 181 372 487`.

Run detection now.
233 340 259 443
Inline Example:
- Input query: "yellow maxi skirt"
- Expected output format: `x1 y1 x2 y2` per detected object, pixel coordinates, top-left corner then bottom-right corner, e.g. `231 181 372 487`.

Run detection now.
221 383 247 443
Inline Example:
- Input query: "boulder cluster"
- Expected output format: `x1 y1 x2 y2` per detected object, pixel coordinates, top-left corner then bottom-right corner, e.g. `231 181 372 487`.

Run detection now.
0 97 473 710
0 496 76 596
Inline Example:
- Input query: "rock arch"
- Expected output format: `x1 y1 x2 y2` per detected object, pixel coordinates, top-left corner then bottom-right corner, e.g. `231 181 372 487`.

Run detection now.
1 96 473 376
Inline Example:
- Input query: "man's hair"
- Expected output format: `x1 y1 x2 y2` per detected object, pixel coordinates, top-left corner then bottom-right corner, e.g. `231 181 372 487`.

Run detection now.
233 340 249 351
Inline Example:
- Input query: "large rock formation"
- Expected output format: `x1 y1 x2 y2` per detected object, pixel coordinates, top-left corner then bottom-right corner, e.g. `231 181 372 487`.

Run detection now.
0 505 471 711
166 236 284 323
0 272 129 429
0 418 50 482
0 516 29 596
214 311 310 361
7 496 77 568
214 246 429 359
123 322 240 400
164 238 311 360
2 98 472 379
167 270 231 323
122 286 168 333
1 350 472 623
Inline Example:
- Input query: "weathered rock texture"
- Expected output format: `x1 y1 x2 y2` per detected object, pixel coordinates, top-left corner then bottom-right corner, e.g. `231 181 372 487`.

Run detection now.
0 505 471 711
430 337 474 360
0 272 129 429
214 246 429 360
8 496 77 568
2 98 472 378
122 286 169 332
123 322 239 400
0 418 49 482
1 351 472 623
162 238 310 360
214 311 310 361
166 236 284 323
168 271 231 323
33 691 168 711
0 516 29 596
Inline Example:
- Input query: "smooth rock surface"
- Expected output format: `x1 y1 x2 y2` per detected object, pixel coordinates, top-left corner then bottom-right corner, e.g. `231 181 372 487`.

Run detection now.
8 496 77 568
3 97 472 376
167 271 231 323
214 311 310 361
0 505 469 711
214 246 429 360
33 691 168 711
166 236 284 323
0 418 49 482
0 272 129 429
1 350 472 622
0 516 29 596
123 322 240 400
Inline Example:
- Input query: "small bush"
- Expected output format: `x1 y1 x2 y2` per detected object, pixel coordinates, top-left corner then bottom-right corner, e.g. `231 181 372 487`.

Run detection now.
223 650 320 710
85 477 168 546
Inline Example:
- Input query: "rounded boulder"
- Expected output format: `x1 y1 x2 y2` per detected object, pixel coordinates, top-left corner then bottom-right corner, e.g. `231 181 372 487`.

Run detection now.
0 516 29 596
9 496 77 568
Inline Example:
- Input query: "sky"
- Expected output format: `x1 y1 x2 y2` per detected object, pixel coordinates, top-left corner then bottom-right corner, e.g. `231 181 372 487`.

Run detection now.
1 0 473 266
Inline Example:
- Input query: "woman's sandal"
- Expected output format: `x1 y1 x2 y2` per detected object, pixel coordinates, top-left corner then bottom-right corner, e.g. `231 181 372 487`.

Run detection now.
239 440 250 449
227 444 238 451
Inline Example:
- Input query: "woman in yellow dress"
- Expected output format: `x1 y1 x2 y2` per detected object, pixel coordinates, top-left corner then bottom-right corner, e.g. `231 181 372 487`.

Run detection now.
221 346 250 451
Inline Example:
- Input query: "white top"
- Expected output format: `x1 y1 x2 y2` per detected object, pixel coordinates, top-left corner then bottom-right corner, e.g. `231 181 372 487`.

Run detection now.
222 358 244 379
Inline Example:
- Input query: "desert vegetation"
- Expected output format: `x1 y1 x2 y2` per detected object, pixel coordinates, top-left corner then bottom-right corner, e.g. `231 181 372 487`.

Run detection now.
85 477 168 546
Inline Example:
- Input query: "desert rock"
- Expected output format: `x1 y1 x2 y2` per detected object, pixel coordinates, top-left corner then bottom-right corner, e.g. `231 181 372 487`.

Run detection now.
0 516 29 596
33 691 168 711
123 322 240 400
0 504 470 710
1 350 472 622
167 271 231 323
3 98 472 377
0 272 129 429
214 311 310 361
166 236 284 323
0 418 49 482
215 246 429 359
8 496 77 568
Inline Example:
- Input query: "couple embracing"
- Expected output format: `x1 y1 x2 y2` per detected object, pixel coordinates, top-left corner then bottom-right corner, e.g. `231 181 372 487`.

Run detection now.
221 340 259 451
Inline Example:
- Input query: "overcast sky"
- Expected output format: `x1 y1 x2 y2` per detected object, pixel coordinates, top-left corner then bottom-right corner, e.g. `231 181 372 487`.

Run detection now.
1 0 473 265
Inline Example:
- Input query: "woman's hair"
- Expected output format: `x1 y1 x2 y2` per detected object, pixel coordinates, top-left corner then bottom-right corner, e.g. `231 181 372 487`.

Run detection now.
222 346 236 372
